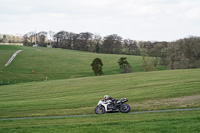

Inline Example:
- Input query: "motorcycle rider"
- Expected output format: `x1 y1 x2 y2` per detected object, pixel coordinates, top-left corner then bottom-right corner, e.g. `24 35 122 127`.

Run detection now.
104 95 118 109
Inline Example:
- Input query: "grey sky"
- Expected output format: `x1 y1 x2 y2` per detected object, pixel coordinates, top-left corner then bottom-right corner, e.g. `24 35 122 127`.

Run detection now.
0 0 200 41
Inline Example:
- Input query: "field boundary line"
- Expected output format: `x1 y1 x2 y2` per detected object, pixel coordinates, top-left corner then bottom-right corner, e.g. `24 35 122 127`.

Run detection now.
0 108 200 121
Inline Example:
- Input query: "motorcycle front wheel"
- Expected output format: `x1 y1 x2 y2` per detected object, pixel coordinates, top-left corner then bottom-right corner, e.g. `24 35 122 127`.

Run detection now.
119 104 131 113
95 106 105 114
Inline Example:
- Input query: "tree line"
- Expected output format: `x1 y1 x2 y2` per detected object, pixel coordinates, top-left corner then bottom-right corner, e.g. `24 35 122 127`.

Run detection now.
22 30 200 70
139 36 200 70
23 31 140 55
167 37 200 69
23 31 49 47
0 34 23 43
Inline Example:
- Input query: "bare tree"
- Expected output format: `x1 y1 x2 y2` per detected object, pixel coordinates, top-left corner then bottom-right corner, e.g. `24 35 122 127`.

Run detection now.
37 31 47 47
53 31 67 48
48 31 55 46
23 32 35 46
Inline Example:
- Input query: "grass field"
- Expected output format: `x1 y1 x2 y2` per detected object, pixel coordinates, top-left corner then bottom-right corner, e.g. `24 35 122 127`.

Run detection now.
0 45 166 85
0 45 200 132
0 68 199 119
0 110 200 133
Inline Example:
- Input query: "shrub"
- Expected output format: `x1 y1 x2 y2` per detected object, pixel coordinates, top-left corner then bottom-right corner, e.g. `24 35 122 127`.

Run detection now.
91 58 103 75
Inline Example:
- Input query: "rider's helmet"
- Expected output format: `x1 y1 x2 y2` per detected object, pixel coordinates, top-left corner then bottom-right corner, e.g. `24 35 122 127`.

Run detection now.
104 95 109 101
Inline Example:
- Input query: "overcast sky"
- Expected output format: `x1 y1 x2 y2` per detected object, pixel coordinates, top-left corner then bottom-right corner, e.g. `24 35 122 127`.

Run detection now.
0 0 200 41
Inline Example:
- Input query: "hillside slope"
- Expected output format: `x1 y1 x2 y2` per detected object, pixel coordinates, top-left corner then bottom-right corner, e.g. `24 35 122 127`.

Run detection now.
0 69 199 118
0 45 166 84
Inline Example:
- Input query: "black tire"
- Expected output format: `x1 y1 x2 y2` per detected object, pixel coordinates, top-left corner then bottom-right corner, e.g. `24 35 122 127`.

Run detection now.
95 106 105 114
119 104 131 113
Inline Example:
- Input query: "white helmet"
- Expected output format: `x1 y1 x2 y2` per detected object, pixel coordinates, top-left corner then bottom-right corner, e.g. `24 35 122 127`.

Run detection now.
104 95 109 99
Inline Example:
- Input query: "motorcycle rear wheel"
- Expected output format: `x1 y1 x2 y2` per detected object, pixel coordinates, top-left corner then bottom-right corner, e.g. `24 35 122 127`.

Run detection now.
119 104 131 113
95 106 105 114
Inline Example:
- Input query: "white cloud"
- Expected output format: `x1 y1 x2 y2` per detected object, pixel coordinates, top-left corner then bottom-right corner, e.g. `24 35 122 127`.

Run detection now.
0 0 200 41
184 8 200 21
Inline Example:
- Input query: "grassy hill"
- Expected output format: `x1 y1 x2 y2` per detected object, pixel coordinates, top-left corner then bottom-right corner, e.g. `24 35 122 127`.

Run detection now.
1 45 199 132
0 68 200 132
0 68 199 119
0 45 166 85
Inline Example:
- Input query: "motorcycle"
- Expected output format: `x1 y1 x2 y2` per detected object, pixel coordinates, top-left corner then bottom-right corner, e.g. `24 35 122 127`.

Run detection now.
95 98 131 114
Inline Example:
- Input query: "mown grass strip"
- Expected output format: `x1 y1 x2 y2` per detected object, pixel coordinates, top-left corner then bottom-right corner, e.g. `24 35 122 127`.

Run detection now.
0 110 199 133
0 108 199 121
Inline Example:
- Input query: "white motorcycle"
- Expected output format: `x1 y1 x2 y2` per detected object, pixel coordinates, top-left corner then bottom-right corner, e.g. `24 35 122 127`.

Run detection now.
95 98 131 114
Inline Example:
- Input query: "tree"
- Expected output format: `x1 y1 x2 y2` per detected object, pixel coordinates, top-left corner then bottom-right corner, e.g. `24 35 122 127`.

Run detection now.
167 36 200 69
23 32 35 46
67 32 74 49
71 33 80 50
123 39 139 55
149 42 168 68
121 64 132 73
91 58 103 75
78 32 93 51
2 35 8 43
118 57 132 73
95 41 100 53
102 34 122 54
181 37 200 68
37 31 47 47
118 57 129 69
91 34 101 53
53 31 69 48
167 42 183 69
48 31 55 46
140 47 154 71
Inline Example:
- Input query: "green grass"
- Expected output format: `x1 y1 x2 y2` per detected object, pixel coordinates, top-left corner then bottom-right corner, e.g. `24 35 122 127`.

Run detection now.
0 45 166 84
0 45 200 132
0 68 199 118
0 110 200 133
